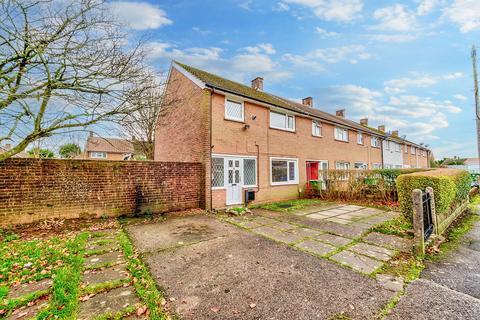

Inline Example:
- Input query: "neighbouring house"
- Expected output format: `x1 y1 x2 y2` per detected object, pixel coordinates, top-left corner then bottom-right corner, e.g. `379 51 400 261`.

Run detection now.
82 134 135 160
447 158 480 173
155 61 431 209
0 144 28 158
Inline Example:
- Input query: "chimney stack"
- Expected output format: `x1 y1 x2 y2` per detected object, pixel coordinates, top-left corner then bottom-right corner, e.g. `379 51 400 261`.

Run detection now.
251 77 263 91
302 97 313 107
378 125 385 132
392 130 399 137
360 118 368 126
336 109 345 118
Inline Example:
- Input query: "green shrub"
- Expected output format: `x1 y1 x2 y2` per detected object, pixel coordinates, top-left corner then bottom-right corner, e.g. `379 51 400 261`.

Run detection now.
397 169 471 219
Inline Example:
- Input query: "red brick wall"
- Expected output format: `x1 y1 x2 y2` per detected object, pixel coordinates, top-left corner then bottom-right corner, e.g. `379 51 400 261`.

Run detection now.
0 158 204 226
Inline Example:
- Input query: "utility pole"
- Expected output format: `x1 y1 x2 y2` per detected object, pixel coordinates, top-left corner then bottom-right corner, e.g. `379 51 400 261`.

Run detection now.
472 45 480 168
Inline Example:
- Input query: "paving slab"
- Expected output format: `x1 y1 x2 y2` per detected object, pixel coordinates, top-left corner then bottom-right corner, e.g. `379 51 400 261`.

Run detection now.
78 286 141 320
257 229 307 244
331 250 383 274
90 229 119 240
315 233 353 247
359 215 393 225
348 243 395 262
295 239 336 256
127 215 231 253
7 278 52 299
363 232 413 253
82 264 130 286
287 227 322 238
8 296 49 320
251 216 279 226
138 216 394 320
84 251 125 269
325 217 351 225
251 225 281 238
86 241 119 252
269 221 297 231
231 219 263 229
376 274 404 292
386 279 480 320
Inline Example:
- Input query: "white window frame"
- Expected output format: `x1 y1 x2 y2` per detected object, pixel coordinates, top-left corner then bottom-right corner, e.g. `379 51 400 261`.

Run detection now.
357 132 363 145
372 163 382 169
90 151 106 159
336 161 350 170
371 137 380 148
411 147 416 155
395 143 401 152
211 154 257 190
312 120 322 137
405 145 408 154
270 157 299 186
354 162 367 170
334 127 349 142
269 110 295 132
224 98 244 122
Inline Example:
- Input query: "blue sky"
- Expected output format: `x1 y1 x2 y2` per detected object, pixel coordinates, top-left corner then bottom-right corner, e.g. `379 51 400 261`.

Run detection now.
108 0 480 159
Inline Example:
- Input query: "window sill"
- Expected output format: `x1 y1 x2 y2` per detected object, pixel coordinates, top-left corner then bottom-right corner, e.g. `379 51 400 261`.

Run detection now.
312 134 323 138
212 187 226 190
270 126 296 133
224 117 245 123
334 138 349 143
270 181 299 186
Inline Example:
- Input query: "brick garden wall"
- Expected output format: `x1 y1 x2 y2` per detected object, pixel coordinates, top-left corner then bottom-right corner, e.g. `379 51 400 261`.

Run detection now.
0 158 204 226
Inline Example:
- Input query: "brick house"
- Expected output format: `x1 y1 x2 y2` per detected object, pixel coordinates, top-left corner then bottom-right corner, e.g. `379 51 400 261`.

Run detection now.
82 135 135 160
155 62 430 209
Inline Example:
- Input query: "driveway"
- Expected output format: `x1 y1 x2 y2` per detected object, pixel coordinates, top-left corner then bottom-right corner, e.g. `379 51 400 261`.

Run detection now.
126 210 398 319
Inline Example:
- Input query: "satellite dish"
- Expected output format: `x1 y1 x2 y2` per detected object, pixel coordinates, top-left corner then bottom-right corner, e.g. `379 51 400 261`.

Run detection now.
401 135 406 139
425 144 429 148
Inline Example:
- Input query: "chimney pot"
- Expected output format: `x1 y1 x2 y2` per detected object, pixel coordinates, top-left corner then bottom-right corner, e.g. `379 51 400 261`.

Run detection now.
360 118 368 126
336 109 346 118
392 130 399 137
89 131 94 137
302 97 313 107
251 77 264 91
378 125 385 132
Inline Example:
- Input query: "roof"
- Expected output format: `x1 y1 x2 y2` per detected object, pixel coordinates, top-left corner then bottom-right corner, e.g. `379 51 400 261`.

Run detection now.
465 158 479 165
85 137 134 154
173 61 429 150
174 61 384 137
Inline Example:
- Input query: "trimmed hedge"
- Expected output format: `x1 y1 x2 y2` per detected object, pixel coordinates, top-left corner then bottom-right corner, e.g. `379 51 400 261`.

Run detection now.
397 169 471 219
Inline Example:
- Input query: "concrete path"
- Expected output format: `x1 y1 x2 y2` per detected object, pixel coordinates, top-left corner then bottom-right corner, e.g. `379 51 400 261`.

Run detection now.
387 213 480 319
127 214 397 319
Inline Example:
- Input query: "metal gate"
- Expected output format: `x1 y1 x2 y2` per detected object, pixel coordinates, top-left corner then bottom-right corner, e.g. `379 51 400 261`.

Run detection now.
422 192 434 240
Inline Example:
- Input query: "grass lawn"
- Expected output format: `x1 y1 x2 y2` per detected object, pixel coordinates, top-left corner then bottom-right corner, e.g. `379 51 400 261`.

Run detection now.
250 199 334 212
0 219 168 319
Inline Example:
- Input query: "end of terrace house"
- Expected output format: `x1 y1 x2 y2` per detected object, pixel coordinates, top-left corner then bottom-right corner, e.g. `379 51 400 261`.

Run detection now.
154 61 431 210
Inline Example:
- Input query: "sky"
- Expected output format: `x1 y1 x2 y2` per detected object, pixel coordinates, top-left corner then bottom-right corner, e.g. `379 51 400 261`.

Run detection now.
91 1 480 158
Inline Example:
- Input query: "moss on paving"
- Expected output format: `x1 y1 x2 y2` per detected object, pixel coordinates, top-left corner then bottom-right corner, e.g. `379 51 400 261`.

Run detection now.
369 215 413 239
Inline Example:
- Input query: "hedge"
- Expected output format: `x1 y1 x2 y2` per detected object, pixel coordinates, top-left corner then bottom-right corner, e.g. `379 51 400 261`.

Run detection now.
397 169 471 219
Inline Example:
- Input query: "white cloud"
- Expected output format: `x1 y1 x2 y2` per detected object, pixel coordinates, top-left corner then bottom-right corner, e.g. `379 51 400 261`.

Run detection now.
372 4 417 32
384 72 464 93
417 0 440 16
433 140 477 158
238 0 253 10
367 34 417 43
443 0 480 33
274 2 290 11
387 95 462 117
284 0 363 22
146 42 291 83
453 94 468 101
315 27 341 37
313 85 382 114
192 27 211 36
109 1 172 30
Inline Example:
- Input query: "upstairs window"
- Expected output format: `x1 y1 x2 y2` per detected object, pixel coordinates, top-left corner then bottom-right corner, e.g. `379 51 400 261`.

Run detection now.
312 121 322 137
90 152 106 159
411 147 416 155
354 162 367 170
395 143 401 152
405 145 408 153
335 127 348 142
371 137 380 148
270 111 295 131
225 99 244 121
385 141 390 150
357 132 363 145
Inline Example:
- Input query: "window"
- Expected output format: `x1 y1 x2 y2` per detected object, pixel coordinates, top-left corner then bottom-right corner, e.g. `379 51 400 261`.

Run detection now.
90 152 106 159
354 162 367 170
395 143 401 152
312 121 322 137
373 163 382 169
371 137 380 148
385 141 390 150
212 157 225 188
411 147 416 155
270 111 295 131
405 145 408 154
336 162 350 170
243 158 256 186
335 127 348 142
225 99 244 121
271 158 298 185
357 132 363 145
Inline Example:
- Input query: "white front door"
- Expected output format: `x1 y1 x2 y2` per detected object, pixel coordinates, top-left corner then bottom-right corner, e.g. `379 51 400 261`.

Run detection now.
319 161 328 190
226 158 243 205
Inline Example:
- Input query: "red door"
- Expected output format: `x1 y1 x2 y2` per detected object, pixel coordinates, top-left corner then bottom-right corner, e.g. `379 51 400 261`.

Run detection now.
306 162 319 182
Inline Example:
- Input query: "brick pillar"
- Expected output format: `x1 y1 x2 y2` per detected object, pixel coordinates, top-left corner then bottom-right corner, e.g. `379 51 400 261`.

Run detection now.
412 189 425 255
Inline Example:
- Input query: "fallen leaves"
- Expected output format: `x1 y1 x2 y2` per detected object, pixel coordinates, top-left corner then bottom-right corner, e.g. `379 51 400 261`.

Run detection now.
136 305 147 316
79 293 95 302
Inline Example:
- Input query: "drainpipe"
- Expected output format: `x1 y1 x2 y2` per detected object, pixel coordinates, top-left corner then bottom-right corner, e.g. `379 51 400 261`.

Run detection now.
209 89 213 211
380 138 385 169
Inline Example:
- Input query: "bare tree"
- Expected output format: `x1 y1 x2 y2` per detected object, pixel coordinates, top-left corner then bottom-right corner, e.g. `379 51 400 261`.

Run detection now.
119 73 179 160
0 0 151 161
